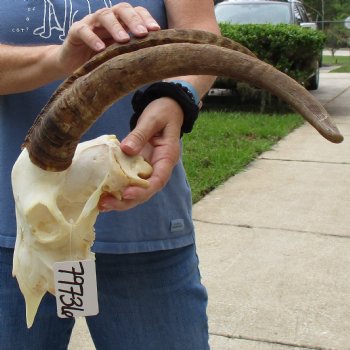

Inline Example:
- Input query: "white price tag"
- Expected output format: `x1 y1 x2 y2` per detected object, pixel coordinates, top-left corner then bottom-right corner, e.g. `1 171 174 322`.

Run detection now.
54 260 99 318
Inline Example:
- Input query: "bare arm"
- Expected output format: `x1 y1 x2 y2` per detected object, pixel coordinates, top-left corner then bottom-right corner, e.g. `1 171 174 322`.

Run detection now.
0 44 63 95
0 4 160 96
164 0 220 97
106 0 220 211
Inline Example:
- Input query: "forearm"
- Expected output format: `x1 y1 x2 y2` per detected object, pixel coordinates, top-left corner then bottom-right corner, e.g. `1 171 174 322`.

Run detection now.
165 0 220 98
0 44 64 95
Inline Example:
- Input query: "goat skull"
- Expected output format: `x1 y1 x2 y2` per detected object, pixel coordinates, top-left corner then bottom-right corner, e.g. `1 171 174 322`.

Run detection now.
12 135 151 327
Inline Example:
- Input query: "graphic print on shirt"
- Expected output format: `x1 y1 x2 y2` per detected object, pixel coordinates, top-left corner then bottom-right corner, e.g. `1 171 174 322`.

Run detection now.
33 0 113 41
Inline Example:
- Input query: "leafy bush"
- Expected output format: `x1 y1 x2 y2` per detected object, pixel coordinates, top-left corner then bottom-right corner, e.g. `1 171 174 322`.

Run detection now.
219 23 326 84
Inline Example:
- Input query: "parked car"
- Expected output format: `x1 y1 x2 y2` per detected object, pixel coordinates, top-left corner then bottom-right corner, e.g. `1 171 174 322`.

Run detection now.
214 0 321 90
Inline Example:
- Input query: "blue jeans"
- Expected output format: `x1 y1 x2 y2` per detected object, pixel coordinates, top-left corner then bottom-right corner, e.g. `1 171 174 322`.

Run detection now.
0 245 209 350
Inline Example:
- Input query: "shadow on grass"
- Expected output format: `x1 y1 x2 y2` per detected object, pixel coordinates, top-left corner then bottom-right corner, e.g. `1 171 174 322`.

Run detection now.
202 95 293 114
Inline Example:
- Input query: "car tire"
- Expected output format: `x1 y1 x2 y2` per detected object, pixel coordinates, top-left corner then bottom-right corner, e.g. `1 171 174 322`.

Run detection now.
307 61 320 90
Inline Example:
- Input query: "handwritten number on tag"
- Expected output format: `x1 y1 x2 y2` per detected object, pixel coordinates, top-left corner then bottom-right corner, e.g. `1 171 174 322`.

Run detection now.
57 262 85 317
54 260 99 318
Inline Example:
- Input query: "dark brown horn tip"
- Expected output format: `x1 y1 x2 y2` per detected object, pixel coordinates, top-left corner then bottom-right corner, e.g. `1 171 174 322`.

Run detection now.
326 130 344 144
314 115 343 143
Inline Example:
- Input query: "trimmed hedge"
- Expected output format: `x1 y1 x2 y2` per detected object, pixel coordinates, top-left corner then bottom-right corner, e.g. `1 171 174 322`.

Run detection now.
219 23 326 85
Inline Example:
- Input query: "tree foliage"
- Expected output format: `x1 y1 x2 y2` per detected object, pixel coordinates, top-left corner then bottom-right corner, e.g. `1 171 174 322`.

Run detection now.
303 0 350 22
303 0 349 50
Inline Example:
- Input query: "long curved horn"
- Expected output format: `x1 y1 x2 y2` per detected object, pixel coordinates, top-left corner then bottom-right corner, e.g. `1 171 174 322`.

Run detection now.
30 29 255 131
24 31 343 171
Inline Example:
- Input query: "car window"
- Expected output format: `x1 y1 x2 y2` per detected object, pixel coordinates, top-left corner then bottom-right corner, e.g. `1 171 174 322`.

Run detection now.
215 3 292 24
293 5 303 24
296 4 310 23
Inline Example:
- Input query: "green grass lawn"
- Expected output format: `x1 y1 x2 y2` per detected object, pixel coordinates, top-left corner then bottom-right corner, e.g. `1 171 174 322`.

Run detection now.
323 55 350 73
182 110 303 202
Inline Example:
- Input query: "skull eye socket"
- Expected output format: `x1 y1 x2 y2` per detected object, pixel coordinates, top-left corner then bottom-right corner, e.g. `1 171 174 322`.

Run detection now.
25 203 68 246
26 204 58 235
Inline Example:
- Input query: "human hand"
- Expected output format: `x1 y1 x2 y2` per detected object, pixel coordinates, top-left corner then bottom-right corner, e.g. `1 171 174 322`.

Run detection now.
98 97 184 211
55 3 160 76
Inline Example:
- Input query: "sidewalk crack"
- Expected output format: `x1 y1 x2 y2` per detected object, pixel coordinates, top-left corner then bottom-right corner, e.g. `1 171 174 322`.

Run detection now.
194 218 350 241
259 157 350 165
210 332 336 350
324 86 350 107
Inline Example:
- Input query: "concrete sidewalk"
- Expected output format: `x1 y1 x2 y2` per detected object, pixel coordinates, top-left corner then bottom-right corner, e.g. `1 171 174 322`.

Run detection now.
323 49 350 57
68 71 350 350
195 71 350 349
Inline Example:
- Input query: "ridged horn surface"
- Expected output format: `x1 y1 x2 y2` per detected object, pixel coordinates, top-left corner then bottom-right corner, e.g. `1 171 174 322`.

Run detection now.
25 29 255 143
